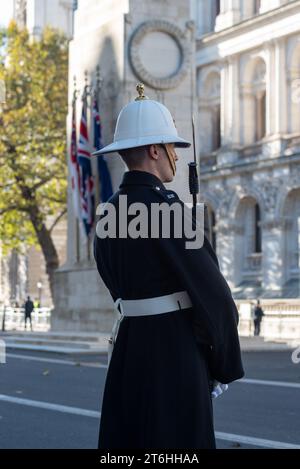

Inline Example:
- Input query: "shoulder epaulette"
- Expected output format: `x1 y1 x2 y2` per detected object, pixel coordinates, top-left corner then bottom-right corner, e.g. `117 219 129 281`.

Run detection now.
150 186 180 203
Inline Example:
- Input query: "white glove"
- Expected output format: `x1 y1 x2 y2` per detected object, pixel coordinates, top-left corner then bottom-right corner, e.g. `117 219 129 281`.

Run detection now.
211 380 228 399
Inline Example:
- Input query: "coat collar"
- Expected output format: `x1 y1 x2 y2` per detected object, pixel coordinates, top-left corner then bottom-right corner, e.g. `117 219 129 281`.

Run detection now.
119 170 166 190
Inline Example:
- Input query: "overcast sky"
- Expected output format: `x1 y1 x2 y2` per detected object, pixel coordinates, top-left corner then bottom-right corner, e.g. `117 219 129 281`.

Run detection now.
0 0 14 27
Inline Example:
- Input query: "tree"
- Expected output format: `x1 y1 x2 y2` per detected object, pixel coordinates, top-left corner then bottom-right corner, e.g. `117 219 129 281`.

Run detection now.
0 22 68 299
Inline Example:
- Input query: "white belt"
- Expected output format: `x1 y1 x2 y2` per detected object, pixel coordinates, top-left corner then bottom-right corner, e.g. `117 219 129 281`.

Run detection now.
107 290 192 366
116 290 192 317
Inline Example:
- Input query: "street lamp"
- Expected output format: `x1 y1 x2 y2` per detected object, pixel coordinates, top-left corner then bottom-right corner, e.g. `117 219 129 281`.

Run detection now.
37 281 42 308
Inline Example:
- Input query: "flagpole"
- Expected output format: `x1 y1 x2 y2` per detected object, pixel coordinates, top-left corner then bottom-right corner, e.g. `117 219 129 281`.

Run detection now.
72 75 81 263
93 67 113 204
78 71 95 259
84 70 90 261
94 65 102 207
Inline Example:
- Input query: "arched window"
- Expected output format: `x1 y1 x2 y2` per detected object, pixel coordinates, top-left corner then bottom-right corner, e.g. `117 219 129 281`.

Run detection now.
241 57 266 145
199 70 221 154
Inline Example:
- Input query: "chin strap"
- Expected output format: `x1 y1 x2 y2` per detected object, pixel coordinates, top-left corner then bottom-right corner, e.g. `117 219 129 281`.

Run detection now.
162 143 177 176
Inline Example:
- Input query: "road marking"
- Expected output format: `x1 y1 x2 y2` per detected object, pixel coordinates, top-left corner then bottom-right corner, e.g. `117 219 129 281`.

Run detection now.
239 378 300 389
1 393 299 449
215 431 300 449
0 394 101 418
5 353 107 369
5 355 300 389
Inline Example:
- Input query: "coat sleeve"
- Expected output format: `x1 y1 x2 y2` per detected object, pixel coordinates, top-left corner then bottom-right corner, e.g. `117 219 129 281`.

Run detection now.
155 202 244 384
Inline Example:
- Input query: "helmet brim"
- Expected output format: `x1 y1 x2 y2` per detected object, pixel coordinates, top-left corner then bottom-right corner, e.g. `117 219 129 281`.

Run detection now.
92 135 191 156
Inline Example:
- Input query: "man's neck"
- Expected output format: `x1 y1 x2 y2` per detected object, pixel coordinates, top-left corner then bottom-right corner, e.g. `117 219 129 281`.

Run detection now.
128 167 163 182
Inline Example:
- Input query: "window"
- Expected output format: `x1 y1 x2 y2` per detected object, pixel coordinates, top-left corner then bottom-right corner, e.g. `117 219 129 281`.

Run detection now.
242 57 266 144
242 199 262 256
213 0 221 29
211 209 217 251
254 0 261 14
284 189 300 278
199 71 221 153
254 203 262 253
255 91 266 141
212 104 221 151
206 206 217 251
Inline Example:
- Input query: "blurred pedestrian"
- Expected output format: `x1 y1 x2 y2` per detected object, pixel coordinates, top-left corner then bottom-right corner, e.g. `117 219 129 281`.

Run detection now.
253 299 264 336
24 296 34 331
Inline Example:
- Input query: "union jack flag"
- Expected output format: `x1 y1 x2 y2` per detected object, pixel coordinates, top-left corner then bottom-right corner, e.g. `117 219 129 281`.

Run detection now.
70 99 81 219
92 97 113 202
78 96 95 236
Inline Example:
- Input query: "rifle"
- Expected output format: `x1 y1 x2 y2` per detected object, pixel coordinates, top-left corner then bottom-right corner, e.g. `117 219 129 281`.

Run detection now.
188 115 212 241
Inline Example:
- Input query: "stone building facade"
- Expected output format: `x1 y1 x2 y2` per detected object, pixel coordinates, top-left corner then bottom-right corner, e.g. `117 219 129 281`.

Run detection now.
52 0 300 331
0 0 289 329
196 0 300 299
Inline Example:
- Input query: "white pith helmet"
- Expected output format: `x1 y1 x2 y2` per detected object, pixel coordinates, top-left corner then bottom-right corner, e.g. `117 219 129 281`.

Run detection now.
92 83 191 156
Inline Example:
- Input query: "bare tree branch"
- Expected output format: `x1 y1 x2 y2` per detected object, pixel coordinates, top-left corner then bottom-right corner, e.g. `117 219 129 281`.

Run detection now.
42 194 66 204
48 208 67 233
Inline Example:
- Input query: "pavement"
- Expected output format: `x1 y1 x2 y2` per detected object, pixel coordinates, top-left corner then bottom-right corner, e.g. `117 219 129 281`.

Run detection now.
0 348 300 449
1 330 298 355
0 331 109 355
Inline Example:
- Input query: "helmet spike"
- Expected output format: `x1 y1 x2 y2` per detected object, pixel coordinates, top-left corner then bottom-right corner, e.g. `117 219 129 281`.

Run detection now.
135 83 148 101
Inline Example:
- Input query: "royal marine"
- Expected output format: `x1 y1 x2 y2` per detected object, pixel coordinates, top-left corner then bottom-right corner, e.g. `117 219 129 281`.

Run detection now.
93 84 244 449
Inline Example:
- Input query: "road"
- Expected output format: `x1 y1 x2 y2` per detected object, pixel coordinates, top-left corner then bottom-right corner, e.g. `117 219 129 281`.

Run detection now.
0 349 299 449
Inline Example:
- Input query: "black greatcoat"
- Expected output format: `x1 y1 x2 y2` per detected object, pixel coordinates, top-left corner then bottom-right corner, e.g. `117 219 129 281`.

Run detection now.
94 170 244 449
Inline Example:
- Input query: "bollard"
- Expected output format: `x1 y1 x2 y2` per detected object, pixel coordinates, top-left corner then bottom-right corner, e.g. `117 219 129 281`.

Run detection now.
0 339 6 364
1 306 6 332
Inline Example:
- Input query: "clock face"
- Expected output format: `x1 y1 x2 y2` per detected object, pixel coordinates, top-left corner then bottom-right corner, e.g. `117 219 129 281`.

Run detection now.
129 20 191 90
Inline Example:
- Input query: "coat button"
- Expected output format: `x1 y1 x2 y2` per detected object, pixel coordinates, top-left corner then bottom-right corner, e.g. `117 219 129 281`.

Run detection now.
155 186 160 190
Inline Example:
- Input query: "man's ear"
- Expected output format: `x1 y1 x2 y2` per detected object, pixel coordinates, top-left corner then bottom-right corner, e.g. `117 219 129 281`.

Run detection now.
149 144 160 161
